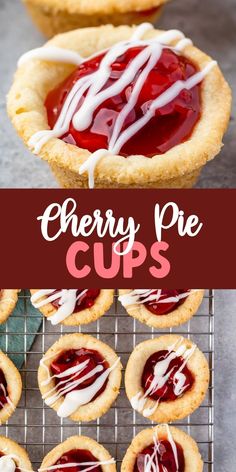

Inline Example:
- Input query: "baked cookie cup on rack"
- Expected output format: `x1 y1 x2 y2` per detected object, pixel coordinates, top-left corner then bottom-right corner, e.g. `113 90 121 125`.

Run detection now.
39 435 116 472
0 436 33 471
121 424 203 472
8 23 231 189
38 333 122 422
22 0 166 38
30 289 114 326
0 351 22 424
125 334 209 423
118 289 204 329
0 290 20 325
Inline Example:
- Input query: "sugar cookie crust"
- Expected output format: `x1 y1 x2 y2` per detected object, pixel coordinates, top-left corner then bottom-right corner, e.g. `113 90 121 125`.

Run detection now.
0 351 22 425
121 425 203 472
0 436 33 471
8 25 231 188
23 0 168 15
118 289 204 328
38 333 122 422
125 334 209 423
30 289 114 325
0 290 19 324
40 435 116 472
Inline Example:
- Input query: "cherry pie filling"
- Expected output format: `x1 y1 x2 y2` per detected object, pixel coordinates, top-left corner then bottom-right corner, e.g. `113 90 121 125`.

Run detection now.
134 440 185 472
142 350 194 402
51 289 100 313
50 449 102 472
51 348 109 401
45 47 201 157
0 369 9 410
143 289 190 316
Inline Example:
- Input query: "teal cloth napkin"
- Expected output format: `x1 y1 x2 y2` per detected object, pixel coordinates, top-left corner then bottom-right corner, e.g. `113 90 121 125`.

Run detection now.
0 290 42 368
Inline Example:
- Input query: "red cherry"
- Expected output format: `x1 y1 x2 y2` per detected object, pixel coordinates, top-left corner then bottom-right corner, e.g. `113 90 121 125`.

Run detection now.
45 47 201 157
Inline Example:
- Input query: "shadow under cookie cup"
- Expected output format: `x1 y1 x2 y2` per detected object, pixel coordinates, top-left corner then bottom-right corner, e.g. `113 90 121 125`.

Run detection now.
22 0 165 38
7 25 232 189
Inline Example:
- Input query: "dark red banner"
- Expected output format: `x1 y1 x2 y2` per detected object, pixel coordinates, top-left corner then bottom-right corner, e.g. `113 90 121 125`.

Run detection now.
1 189 235 288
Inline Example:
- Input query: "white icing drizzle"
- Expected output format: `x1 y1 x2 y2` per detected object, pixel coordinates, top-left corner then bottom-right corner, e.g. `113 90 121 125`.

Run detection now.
119 289 192 309
0 382 14 412
40 351 120 418
131 337 196 417
18 23 217 188
137 425 179 472
39 458 115 472
0 453 33 472
31 289 89 325
39 350 60 384
166 424 179 471
18 46 83 67
0 456 16 472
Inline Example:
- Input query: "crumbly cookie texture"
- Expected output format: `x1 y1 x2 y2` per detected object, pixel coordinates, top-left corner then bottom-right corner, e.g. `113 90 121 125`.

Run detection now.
38 333 122 422
0 351 22 424
22 0 164 37
125 334 209 423
0 290 20 324
23 0 168 15
118 289 204 328
40 435 116 472
30 289 114 326
7 25 231 189
121 425 203 472
0 436 33 470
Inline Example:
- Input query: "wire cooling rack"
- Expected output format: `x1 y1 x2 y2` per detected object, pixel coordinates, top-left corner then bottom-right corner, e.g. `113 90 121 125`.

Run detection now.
0 290 214 471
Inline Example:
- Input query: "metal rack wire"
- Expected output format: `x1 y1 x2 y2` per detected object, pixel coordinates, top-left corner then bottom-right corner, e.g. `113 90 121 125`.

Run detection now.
0 290 214 471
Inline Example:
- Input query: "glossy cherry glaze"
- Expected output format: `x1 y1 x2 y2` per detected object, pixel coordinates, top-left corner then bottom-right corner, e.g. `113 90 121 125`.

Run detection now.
0 369 8 410
51 348 109 400
51 289 100 312
45 47 201 156
143 289 190 316
142 350 194 402
50 449 102 472
134 440 185 472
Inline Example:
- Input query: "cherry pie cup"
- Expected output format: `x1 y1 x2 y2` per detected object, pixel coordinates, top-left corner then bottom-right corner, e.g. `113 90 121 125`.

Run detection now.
0 351 22 424
30 289 114 326
38 333 122 422
0 290 20 325
118 289 204 328
121 425 203 472
8 24 231 189
22 0 165 38
39 435 116 472
125 334 209 423
0 436 33 471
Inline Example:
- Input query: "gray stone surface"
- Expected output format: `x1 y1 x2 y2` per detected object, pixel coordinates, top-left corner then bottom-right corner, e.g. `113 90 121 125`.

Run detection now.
0 0 236 187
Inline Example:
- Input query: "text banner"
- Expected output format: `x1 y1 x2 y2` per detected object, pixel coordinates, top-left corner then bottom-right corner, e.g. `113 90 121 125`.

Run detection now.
1 189 235 288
